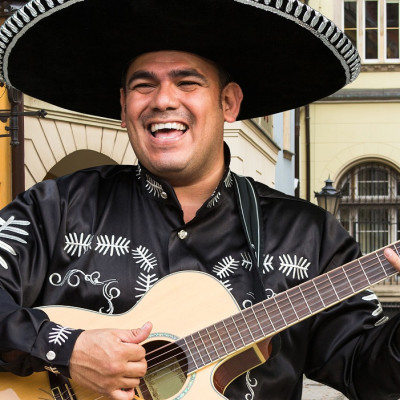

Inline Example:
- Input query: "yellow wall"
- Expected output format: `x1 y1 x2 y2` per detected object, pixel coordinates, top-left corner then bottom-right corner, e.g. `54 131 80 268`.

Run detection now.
0 17 11 208
308 101 400 195
302 0 400 201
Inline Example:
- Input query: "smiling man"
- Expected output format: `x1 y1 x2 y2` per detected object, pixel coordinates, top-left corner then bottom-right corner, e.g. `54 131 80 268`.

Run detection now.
120 51 243 221
1 1 400 400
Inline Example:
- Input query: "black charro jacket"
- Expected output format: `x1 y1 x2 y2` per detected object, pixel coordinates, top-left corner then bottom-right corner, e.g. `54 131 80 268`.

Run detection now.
0 161 400 400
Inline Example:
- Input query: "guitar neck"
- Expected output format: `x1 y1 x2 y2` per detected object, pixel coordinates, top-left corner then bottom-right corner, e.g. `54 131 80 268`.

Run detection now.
179 241 400 373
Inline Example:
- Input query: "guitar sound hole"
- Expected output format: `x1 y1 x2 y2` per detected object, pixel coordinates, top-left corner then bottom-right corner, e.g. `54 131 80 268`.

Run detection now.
138 339 189 400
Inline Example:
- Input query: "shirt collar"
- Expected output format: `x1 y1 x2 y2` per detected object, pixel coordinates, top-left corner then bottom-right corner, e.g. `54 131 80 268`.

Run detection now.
136 143 234 211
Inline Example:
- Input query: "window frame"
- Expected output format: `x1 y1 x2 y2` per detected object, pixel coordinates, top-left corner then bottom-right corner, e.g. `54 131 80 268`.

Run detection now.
342 0 400 63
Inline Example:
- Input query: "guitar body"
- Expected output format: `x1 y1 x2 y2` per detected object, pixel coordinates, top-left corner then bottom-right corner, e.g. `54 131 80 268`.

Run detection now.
0 272 272 400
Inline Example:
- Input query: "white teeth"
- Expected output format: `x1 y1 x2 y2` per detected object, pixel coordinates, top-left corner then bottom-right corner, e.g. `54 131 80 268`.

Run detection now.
150 122 187 133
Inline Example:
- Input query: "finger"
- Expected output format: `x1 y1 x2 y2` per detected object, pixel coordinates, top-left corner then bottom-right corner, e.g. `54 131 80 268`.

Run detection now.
130 321 153 343
384 247 400 272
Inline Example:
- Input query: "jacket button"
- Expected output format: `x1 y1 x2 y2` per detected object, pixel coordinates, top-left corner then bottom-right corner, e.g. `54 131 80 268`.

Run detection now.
178 230 188 240
46 351 56 361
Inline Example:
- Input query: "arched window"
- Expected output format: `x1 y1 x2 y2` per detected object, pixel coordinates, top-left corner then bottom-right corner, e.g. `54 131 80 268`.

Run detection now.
338 162 400 254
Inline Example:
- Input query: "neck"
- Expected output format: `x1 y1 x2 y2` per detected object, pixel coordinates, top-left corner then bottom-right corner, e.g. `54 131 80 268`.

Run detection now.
174 163 226 223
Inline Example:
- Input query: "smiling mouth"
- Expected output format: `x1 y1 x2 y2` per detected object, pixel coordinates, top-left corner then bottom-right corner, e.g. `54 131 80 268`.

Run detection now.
149 122 188 138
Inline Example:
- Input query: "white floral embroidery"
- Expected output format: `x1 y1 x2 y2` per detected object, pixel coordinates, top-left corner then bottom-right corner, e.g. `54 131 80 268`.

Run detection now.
135 272 158 299
136 164 142 179
262 254 274 274
145 175 164 198
264 288 276 299
241 252 253 271
44 366 60 375
362 290 389 326
49 325 74 346
95 235 130 256
0 216 30 269
219 279 233 292
245 371 258 400
242 291 256 309
49 270 120 314
213 256 239 278
64 233 93 257
207 191 221 208
224 171 233 188
279 254 310 280
132 245 157 272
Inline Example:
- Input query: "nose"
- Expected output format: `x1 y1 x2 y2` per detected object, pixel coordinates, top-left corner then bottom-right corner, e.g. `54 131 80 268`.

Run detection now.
150 82 179 111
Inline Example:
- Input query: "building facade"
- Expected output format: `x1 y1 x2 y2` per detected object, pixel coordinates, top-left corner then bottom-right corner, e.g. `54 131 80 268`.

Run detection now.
304 0 400 306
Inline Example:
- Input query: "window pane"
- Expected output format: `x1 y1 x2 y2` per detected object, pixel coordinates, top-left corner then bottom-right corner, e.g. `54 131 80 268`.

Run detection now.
387 2 400 58
387 2 399 27
358 167 389 196
366 0 378 27
345 1 357 28
345 1 358 47
358 208 389 254
387 29 399 57
366 29 379 58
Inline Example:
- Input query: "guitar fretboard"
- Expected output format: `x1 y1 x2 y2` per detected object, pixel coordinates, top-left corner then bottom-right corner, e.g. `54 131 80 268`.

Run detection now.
178 242 399 372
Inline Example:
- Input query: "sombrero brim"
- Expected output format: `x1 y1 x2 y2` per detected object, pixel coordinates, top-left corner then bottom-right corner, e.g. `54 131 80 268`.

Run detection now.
0 0 360 120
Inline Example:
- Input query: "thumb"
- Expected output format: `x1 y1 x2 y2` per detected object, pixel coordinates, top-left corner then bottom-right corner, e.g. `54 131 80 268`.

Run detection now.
125 321 153 344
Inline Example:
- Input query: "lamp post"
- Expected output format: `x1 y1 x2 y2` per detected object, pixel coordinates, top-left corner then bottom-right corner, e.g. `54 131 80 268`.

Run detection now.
314 178 341 216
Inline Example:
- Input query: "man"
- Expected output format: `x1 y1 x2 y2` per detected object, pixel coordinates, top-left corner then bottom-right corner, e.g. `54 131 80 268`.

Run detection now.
1 1 400 399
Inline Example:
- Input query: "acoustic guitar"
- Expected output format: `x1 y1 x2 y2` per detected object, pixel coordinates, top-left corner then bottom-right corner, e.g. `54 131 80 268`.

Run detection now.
0 242 398 400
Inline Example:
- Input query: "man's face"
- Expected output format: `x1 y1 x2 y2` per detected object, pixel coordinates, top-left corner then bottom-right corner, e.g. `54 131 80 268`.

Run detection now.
120 51 241 186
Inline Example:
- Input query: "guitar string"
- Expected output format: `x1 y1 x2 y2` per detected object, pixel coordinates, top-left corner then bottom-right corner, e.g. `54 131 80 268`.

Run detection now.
122 243 399 397
54 243 398 399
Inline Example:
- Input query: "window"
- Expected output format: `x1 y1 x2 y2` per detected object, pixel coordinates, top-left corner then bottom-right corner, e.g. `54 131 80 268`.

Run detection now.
343 0 400 62
338 162 400 254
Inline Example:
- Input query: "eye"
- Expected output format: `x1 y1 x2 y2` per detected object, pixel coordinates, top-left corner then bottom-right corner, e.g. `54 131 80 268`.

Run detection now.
177 80 200 90
129 82 155 94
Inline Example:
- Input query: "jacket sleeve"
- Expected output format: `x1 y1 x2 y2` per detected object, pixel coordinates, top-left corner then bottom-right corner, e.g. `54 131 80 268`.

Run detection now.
0 181 82 377
305 211 400 400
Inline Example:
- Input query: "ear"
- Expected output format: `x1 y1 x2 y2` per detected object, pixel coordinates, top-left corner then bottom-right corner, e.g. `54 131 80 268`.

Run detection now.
120 88 127 128
221 82 243 123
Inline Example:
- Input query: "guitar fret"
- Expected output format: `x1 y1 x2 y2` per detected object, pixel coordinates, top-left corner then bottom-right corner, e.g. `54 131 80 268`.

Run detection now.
375 250 389 278
343 266 355 293
261 301 276 332
241 309 258 342
207 325 225 359
215 320 236 354
253 301 275 334
312 280 326 308
358 259 371 285
326 274 340 301
183 337 200 370
302 281 323 313
192 331 211 365
315 275 337 307
272 296 288 328
285 291 300 321
250 306 266 337
299 286 312 315
221 319 237 353
274 293 298 327
232 314 251 346
204 326 220 361
329 268 351 299
287 287 309 320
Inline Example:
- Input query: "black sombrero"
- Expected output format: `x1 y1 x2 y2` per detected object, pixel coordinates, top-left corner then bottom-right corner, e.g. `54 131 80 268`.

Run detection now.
0 0 360 121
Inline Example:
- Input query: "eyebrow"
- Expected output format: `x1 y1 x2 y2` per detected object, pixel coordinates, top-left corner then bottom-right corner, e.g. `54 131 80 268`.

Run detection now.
126 68 209 88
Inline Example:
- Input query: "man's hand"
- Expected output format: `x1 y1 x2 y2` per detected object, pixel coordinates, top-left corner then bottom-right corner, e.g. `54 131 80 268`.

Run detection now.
384 247 400 273
69 322 152 400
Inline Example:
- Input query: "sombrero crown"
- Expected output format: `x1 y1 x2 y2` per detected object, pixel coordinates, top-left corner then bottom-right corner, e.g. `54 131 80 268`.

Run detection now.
0 0 360 120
